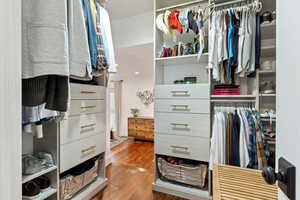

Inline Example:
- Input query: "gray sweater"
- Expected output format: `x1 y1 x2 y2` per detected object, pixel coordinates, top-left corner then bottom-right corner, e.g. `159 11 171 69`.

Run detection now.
22 0 69 78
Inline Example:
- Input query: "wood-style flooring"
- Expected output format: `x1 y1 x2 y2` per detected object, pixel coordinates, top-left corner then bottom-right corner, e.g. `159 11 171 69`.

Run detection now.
92 140 185 200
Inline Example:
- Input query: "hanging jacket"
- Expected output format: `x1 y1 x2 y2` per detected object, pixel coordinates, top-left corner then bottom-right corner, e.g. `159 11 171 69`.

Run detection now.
68 0 93 80
22 0 69 79
98 5 118 73
83 0 98 69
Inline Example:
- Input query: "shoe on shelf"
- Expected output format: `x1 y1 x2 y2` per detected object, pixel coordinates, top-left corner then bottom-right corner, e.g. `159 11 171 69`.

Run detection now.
260 81 276 94
22 155 44 175
22 181 41 200
37 152 55 167
260 110 269 118
33 176 51 192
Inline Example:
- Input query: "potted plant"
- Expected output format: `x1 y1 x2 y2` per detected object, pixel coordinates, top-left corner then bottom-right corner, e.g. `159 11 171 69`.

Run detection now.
130 108 140 118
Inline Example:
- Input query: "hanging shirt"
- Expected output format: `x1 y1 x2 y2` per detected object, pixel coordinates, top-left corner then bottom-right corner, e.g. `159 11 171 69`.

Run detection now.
89 0 97 29
83 0 98 69
68 0 93 80
98 5 118 73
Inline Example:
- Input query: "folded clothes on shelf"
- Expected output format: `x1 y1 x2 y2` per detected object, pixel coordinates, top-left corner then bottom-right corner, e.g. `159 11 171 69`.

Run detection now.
212 84 240 95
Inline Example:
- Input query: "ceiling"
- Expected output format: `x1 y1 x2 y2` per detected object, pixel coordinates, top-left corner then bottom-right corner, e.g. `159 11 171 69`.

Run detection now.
106 0 153 20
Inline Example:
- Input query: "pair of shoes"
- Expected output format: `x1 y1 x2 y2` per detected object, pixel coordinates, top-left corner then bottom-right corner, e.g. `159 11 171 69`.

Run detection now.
260 81 276 94
22 153 55 175
23 176 51 199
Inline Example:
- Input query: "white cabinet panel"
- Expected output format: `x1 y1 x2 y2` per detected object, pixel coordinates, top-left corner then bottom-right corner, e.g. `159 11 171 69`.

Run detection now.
69 100 105 116
155 113 210 138
60 113 106 145
155 134 209 162
60 134 106 173
155 99 209 114
71 83 106 100
155 84 209 99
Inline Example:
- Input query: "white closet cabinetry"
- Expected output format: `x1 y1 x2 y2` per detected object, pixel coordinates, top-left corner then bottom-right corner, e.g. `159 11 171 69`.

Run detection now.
59 83 107 199
153 0 210 199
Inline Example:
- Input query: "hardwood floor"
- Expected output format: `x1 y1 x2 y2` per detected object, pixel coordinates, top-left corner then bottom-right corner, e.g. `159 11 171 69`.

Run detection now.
92 140 185 200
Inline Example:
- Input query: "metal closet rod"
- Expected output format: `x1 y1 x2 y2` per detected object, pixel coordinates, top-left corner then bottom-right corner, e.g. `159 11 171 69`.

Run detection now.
212 0 253 7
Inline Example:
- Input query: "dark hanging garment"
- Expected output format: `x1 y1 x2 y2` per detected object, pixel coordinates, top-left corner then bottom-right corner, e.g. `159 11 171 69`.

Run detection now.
255 13 261 68
231 111 241 166
23 75 69 112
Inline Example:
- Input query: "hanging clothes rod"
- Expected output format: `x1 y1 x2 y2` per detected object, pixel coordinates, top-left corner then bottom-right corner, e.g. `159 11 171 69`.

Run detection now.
213 0 253 7
156 0 208 12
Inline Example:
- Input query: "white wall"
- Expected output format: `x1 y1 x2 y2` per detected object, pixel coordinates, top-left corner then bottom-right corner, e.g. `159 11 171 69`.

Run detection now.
0 0 22 199
111 12 154 48
114 43 154 136
277 0 300 199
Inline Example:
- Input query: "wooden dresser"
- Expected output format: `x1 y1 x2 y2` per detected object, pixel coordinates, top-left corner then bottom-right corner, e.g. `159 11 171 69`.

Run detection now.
128 117 154 141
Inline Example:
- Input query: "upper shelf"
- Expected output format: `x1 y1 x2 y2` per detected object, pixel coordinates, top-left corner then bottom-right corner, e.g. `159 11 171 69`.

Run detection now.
155 53 209 65
156 0 207 12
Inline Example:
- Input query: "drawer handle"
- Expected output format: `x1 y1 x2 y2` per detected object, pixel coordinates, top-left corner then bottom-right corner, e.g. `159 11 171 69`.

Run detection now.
171 91 190 96
171 105 190 111
171 123 189 127
170 145 188 151
80 105 97 109
81 146 96 157
80 91 96 94
81 124 96 129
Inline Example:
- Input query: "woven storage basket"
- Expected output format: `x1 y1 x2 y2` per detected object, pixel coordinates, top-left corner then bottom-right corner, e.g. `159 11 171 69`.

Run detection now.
157 158 208 188
60 159 99 200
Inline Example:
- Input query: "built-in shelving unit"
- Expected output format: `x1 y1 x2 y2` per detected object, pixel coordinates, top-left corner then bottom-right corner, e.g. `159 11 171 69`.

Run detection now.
153 0 211 199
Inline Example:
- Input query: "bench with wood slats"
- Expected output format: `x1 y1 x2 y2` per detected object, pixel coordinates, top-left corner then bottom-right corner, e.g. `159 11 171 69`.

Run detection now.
213 165 278 200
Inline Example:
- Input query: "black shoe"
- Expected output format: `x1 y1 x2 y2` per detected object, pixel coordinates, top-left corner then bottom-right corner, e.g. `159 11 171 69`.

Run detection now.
23 181 41 199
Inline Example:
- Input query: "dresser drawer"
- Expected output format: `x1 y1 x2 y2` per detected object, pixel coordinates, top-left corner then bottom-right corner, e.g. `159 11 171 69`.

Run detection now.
155 99 209 114
71 83 106 100
155 84 209 99
155 134 209 161
155 113 209 138
60 134 106 173
60 113 105 145
69 100 105 116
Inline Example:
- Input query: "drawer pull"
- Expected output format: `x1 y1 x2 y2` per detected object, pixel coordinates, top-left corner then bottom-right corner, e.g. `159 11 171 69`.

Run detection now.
80 91 96 94
170 145 188 151
81 124 96 129
81 146 97 157
80 105 97 109
171 105 190 111
171 91 190 96
171 123 189 127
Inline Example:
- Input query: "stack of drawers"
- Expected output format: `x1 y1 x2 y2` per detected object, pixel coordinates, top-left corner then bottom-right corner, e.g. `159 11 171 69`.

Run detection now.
154 84 210 162
60 84 106 173
128 117 154 141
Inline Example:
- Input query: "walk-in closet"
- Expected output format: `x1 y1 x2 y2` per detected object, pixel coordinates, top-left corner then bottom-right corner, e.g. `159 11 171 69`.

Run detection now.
2 0 299 199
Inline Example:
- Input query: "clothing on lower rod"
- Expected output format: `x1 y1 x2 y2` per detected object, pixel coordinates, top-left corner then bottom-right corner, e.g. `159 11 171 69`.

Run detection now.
22 75 69 112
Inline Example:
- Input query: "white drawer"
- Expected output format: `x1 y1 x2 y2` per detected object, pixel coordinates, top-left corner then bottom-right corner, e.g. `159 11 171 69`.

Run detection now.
71 83 106 100
69 100 105 116
60 134 106 173
155 113 209 138
155 134 209 161
155 84 209 99
60 113 106 145
155 99 209 114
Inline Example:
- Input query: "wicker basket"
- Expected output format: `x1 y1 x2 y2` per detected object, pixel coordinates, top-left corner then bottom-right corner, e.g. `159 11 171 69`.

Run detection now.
60 159 99 200
157 158 208 188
